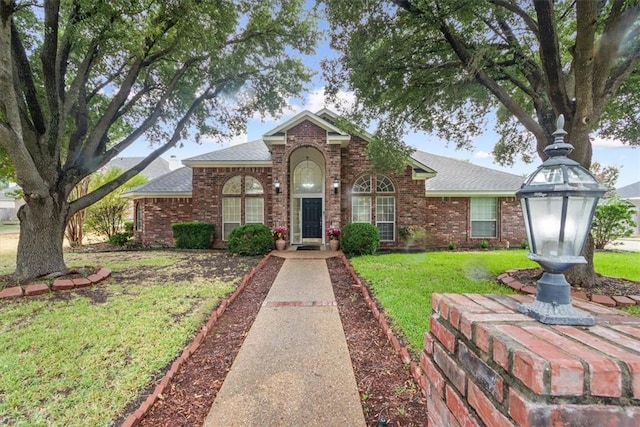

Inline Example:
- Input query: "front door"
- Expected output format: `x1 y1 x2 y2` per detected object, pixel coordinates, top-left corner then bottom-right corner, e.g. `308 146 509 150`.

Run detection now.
302 198 322 239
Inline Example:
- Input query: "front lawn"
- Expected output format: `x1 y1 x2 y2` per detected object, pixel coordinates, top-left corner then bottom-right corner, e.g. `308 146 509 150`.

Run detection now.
0 251 258 426
350 249 640 353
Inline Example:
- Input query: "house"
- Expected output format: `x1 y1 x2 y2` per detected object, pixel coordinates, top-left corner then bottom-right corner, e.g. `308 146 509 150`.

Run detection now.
0 184 24 221
123 109 527 249
616 181 640 236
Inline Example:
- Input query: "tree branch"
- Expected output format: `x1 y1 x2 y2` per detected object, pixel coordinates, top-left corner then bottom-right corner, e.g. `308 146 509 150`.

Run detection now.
533 0 571 116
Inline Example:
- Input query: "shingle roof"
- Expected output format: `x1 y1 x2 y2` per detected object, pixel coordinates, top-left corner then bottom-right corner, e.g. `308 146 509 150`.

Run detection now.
616 181 640 199
184 140 271 162
123 167 192 196
411 150 525 194
105 156 172 180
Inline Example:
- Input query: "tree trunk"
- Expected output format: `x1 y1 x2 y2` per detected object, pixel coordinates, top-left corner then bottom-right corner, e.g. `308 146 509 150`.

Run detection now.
15 194 68 283
564 234 597 288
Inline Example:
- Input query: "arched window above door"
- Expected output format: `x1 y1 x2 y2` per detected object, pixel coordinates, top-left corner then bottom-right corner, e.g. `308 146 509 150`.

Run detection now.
293 158 322 194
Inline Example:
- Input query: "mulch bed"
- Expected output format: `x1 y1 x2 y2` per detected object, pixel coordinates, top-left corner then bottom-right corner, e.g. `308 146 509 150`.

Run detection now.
117 254 427 426
327 257 428 426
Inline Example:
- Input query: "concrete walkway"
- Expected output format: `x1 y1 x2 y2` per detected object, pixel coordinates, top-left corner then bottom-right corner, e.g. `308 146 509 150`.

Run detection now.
203 250 366 426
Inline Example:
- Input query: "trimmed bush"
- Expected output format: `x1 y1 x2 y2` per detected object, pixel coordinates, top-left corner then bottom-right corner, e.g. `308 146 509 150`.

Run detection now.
341 223 380 257
172 221 215 249
123 221 134 238
109 232 130 247
227 224 273 255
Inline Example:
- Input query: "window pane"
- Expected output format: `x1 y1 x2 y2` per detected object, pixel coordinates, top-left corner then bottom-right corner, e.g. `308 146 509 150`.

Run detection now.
471 198 497 238
376 175 395 193
377 223 394 241
376 196 395 241
245 176 264 194
135 202 143 231
471 221 496 238
223 176 241 195
293 159 322 194
376 196 395 221
223 197 241 240
245 198 264 223
352 175 371 193
352 196 371 222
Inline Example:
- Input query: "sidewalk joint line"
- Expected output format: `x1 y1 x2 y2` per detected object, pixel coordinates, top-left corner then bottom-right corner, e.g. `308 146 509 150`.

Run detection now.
262 300 337 307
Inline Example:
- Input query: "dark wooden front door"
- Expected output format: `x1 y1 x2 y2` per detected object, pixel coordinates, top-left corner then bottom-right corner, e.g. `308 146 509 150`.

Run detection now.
302 198 322 238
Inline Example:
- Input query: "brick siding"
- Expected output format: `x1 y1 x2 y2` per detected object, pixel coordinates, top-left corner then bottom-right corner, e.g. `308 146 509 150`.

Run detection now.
134 197 192 245
415 293 640 427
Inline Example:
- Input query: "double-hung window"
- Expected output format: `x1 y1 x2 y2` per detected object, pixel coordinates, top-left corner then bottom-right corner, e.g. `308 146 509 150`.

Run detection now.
470 197 497 238
222 175 264 240
351 174 396 241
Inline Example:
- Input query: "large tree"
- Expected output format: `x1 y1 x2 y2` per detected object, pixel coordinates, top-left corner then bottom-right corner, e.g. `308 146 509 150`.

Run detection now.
0 0 317 282
323 0 640 287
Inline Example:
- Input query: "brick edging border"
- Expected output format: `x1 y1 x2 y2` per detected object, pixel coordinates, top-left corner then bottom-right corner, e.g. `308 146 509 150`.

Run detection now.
120 253 273 427
337 254 428 398
0 267 113 299
497 268 640 308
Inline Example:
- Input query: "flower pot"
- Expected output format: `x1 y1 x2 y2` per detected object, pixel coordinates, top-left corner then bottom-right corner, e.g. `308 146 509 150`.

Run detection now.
276 239 286 251
329 239 340 251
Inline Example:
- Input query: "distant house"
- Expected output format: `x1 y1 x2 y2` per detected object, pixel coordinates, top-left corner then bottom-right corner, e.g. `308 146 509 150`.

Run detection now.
0 184 23 221
616 181 640 236
123 109 527 249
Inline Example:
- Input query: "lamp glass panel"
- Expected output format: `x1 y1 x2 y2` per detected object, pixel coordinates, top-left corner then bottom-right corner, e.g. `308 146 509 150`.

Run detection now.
566 165 597 184
530 165 563 185
526 196 564 257
564 196 598 255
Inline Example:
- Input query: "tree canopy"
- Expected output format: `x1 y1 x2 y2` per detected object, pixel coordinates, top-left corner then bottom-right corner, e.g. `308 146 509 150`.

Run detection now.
0 0 318 281
323 0 640 170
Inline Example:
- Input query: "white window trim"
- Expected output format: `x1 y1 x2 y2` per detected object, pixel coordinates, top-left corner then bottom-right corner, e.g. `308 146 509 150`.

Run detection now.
470 197 498 238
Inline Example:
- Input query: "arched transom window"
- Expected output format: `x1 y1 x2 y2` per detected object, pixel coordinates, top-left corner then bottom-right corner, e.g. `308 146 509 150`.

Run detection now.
222 175 264 240
351 174 396 241
293 158 322 194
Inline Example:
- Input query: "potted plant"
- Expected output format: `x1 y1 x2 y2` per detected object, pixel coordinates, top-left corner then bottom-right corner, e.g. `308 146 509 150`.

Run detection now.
326 227 341 251
272 226 288 251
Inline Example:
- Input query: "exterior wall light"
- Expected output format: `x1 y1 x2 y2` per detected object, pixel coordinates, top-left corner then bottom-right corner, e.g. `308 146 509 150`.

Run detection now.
274 178 280 195
516 115 607 325
333 177 339 195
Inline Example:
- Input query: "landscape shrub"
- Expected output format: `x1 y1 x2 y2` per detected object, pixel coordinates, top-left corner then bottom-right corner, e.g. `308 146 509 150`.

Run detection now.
227 224 273 255
123 221 134 238
172 221 215 249
341 223 380 257
108 232 130 247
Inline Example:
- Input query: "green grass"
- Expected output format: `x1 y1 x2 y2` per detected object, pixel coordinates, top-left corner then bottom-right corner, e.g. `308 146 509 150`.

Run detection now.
0 251 252 426
0 223 19 233
350 249 639 353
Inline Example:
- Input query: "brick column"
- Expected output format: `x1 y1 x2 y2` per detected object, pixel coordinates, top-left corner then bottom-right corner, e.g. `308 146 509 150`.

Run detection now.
417 293 640 426
270 145 287 228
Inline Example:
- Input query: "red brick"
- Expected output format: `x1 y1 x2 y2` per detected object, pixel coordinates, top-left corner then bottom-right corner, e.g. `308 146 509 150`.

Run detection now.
496 324 584 396
628 295 640 304
590 325 640 353
508 388 550 427
554 325 640 398
549 403 640 426
87 273 102 283
520 285 537 295
572 298 619 314
459 312 531 341
432 293 443 313
52 279 74 290
421 352 445 397
458 342 504 402
471 295 514 313
446 384 482 427
24 283 49 296
400 347 411 364
492 334 511 371
590 294 616 307
431 317 456 353
512 349 548 395
571 290 588 301
612 295 636 307
499 275 514 284
97 267 112 278
610 324 640 340
426 385 462 427
424 333 434 355
0 286 23 299
475 323 493 354
523 325 622 397
467 380 512 427
72 277 92 288
433 341 466 394
507 280 525 291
